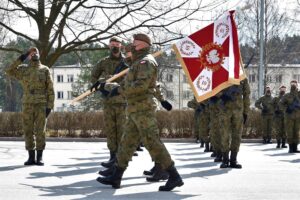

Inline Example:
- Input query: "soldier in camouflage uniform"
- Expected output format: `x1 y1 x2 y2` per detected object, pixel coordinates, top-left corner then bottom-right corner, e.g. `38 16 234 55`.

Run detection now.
5 47 54 166
187 97 210 149
273 85 287 148
279 80 300 153
208 95 224 160
255 86 274 144
219 79 250 169
96 33 183 191
90 37 128 168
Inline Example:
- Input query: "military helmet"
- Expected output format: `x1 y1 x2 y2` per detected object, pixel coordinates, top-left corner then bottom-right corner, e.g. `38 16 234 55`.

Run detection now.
109 36 122 43
133 33 152 46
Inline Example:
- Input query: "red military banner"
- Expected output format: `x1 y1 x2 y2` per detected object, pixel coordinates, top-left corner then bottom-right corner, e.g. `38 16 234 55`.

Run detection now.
173 10 245 102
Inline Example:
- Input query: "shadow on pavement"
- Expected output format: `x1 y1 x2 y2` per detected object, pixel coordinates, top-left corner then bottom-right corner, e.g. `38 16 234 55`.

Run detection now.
0 165 27 171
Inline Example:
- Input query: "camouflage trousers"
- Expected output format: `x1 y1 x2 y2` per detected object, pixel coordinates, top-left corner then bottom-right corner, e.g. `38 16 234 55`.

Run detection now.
273 115 286 140
284 113 299 144
22 103 47 150
116 109 174 170
262 115 273 139
209 103 223 153
198 109 210 143
221 108 243 152
103 104 126 153
193 111 200 139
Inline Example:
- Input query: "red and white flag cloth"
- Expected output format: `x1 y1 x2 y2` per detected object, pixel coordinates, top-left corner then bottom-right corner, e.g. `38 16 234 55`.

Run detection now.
173 10 245 102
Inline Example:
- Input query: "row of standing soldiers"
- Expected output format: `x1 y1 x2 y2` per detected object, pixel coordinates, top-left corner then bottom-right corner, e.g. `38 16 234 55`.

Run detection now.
188 79 251 168
255 83 300 152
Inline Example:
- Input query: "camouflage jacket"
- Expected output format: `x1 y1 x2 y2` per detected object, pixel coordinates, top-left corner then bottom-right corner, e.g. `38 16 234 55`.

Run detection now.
187 97 209 112
255 94 274 115
118 47 157 113
279 89 300 115
221 79 251 115
272 94 285 116
91 53 127 105
5 59 54 109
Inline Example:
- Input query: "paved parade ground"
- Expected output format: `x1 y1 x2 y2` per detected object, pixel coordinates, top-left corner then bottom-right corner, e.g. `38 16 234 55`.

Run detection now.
0 140 299 200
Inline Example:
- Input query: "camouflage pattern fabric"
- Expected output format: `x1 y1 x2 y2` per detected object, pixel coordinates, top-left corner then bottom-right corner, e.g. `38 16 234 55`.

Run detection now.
90 53 127 153
273 94 286 140
187 97 201 139
220 79 250 152
116 47 174 170
279 89 300 144
5 59 54 150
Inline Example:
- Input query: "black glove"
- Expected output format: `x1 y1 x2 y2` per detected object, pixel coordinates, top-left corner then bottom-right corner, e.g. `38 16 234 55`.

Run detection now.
98 82 110 97
90 81 101 92
243 113 247 124
18 52 30 62
161 100 172 111
109 87 120 97
46 108 52 118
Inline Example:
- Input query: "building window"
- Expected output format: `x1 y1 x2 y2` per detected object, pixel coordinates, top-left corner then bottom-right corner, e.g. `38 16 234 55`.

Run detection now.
183 75 188 83
166 90 174 99
249 74 255 83
67 74 74 83
183 91 191 99
266 75 272 83
293 74 300 82
166 74 173 82
57 75 64 83
67 91 73 100
57 91 64 99
275 74 282 83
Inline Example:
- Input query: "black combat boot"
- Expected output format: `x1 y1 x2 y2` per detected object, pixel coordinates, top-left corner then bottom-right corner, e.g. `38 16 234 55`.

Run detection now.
267 137 272 144
220 152 229 168
229 151 242 169
195 136 200 143
263 137 267 144
143 163 158 176
96 165 125 189
133 152 138 156
293 144 300 153
214 151 222 162
146 165 169 182
276 139 281 148
210 151 217 157
288 144 293 153
98 165 114 176
200 139 204 148
209 144 214 152
158 165 184 191
24 150 36 165
136 145 143 151
101 152 116 168
281 139 287 148
36 150 44 166
204 142 210 152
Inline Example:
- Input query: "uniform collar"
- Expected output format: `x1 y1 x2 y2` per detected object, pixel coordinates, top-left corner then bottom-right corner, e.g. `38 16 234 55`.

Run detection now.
132 47 150 62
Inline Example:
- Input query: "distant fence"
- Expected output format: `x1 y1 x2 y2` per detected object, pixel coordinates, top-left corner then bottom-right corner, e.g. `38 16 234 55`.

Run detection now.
0 109 264 138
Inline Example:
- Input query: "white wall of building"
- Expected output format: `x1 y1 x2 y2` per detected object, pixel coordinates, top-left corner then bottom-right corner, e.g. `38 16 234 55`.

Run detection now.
50 64 81 112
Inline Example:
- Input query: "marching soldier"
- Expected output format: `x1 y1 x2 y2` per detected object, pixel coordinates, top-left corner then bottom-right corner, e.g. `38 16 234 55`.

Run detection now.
279 80 300 153
273 85 287 148
187 97 201 144
5 47 54 166
219 79 250 168
255 86 274 144
96 33 183 191
90 37 128 168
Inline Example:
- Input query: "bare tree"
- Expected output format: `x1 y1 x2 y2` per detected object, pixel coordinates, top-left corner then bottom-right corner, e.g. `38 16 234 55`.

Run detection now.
0 0 229 67
238 0 290 93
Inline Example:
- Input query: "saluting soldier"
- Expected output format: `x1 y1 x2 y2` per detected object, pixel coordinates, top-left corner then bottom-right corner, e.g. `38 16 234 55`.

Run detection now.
5 47 54 166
